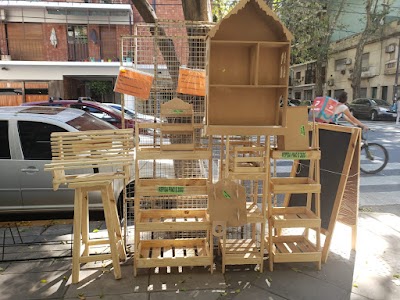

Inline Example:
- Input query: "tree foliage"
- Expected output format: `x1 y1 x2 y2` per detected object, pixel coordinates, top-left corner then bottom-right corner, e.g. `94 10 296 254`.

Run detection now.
274 0 346 96
351 0 390 100
89 81 113 102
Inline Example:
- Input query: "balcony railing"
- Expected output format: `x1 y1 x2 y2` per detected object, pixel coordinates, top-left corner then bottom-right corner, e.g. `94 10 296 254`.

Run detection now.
0 38 122 62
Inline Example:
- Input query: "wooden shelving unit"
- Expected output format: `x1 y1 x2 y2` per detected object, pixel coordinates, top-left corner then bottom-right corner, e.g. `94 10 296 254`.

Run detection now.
205 0 293 136
266 129 322 271
214 136 270 273
133 99 213 276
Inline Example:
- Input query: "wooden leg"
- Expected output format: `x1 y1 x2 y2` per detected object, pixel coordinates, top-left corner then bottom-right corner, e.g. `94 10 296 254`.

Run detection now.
72 188 83 284
82 191 89 257
268 219 274 272
107 183 126 261
101 186 122 280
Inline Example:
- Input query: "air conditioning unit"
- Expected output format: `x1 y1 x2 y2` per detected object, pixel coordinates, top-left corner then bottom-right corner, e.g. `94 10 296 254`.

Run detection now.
0 9 6 21
345 58 352 65
386 44 395 53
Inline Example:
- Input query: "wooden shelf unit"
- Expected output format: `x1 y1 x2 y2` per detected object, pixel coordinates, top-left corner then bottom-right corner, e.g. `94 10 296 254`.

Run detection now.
136 239 211 269
215 136 270 273
267 146 322 271
206 39 291 133
134 99 213 276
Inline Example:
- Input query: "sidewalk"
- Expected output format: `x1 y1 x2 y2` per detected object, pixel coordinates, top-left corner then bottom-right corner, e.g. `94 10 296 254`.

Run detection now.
1 209 399 300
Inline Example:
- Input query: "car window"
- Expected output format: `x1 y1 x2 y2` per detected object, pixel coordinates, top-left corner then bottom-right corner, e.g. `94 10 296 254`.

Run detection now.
67 113 117 130
18 121 67 160
0 121 11 159
360 99 370 105
352 99 362 104
371 99 389 106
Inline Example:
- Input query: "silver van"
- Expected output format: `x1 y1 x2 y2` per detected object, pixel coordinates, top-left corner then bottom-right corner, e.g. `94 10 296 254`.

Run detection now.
0 106 133 214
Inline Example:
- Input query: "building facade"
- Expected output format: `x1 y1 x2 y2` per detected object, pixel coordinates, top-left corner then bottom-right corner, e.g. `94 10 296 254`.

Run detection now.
0 0 184 106
327 19 400 103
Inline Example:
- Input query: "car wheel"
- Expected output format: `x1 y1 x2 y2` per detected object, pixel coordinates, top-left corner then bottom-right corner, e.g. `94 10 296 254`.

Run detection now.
370 110 378 121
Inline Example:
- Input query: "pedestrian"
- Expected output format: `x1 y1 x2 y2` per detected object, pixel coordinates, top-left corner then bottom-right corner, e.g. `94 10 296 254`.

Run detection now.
332 91 369 130
396 97 400 125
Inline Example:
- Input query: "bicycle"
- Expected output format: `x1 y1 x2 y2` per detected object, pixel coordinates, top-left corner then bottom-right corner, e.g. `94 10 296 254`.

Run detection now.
360 129 389 174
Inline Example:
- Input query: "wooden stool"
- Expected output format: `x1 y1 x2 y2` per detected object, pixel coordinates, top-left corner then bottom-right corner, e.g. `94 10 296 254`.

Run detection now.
70 180 126 284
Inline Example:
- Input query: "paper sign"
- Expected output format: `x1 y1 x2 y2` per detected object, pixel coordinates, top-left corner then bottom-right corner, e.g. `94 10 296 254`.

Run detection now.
176 67 206 96
114 68 153 100
281 151 307 159
157 186 185 194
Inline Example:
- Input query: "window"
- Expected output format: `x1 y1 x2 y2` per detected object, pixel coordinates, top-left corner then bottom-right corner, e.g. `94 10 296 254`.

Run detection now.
381 86 388 101
18 121 67 160
0 121 11 159
334 89 345 99
360 88 367 98
371 87 377 98
294 92 301 99
295 71 301 79
304 89 313 101
335 58 346 71
361 53 369 71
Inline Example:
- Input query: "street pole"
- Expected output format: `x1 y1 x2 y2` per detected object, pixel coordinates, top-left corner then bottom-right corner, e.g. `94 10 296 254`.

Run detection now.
393 38 400 104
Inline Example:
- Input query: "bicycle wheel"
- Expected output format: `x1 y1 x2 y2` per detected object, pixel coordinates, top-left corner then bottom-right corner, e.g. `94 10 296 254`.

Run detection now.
360 143 389 174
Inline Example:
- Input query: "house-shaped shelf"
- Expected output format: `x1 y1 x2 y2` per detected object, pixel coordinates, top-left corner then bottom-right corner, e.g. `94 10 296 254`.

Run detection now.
205 0 293 135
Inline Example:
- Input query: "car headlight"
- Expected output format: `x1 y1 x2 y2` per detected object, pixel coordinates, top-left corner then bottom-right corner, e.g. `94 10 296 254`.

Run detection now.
378 107 388 112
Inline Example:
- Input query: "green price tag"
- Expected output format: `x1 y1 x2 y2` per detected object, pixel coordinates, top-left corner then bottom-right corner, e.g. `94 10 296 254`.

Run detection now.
173 109 184 114
223 190 231 199
281 151 307 159
158 186 185 194
300 125 306 136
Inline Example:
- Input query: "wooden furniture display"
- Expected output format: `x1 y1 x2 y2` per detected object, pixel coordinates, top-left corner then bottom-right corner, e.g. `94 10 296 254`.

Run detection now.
45 129 134 283
212 136 270 273
160 98 195 151
133 99 213 276
266 124 322 271
205 0 293 136
286 123 361 262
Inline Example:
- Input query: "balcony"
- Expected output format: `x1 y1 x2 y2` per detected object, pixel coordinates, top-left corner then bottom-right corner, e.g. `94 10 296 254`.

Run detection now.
0 38 124 63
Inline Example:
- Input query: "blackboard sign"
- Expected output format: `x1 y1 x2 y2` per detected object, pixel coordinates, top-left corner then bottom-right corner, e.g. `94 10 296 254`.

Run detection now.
286 124 360 261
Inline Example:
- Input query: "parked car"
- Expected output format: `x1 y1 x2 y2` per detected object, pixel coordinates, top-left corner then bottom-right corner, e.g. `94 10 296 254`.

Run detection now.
348 98 397 121
22 99 137 129
0 106 133 214
103 103 161 123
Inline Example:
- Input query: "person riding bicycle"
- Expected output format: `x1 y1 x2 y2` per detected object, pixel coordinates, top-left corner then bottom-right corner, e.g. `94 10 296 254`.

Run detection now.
332 92 369 130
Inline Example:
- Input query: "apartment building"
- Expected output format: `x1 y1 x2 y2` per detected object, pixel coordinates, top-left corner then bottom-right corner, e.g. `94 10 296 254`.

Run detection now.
0 0 184 106
326 19 400 104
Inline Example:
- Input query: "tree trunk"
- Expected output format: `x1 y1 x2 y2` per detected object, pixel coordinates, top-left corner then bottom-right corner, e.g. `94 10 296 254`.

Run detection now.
314 59 324 97
131 0 180 88
351 36 367 100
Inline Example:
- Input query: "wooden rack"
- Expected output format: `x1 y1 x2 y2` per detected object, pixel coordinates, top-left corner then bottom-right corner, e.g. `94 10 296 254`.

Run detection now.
133 99 213 276
266 124 322 271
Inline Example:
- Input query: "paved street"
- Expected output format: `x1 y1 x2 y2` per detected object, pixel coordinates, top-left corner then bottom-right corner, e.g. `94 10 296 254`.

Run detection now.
355 121 400 208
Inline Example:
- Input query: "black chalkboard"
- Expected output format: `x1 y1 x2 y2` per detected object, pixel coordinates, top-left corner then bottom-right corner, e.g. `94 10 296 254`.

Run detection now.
288 128 352 230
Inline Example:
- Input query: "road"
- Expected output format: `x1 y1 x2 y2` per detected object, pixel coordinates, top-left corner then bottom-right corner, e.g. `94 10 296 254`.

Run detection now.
356 120 400 208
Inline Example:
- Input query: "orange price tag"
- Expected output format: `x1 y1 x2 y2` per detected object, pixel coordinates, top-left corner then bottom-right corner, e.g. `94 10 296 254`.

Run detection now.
114 68 153 100
176 67 206 97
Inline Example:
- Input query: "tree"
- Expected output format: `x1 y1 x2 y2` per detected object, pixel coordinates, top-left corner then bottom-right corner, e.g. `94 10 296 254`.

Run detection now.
130 0 212 88
275 0 346 97
350 0 390 100
89 81 113 102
